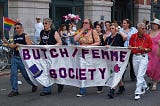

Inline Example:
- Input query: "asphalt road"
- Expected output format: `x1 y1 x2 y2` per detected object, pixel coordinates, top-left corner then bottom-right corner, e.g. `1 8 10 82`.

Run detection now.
0 69 160 106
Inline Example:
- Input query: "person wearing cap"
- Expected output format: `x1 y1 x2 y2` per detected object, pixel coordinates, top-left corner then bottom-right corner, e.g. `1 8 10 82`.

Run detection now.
129 23 153 100
34 17 44 44
146 18 160 91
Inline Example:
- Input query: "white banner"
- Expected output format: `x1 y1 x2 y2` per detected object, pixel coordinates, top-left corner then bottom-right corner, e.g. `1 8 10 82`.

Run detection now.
19 45 131 88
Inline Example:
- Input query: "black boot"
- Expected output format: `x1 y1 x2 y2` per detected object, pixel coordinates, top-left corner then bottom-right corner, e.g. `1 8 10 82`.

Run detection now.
116 86 125 94
108 89 115 98
57 84 64 93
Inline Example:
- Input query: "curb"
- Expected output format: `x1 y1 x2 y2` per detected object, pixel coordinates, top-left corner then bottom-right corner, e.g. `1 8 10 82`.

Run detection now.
0 71 10 77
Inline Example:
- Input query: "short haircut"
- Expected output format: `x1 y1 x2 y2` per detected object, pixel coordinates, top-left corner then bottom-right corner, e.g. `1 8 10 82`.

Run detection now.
15 23 23 27
43 18 52 24
137 23 145 28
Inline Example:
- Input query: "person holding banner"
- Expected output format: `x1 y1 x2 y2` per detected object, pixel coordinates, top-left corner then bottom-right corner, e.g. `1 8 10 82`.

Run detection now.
129 23 152 100
39 18 63 96
104 22 127 98
74 18 100 97
3 23 38 97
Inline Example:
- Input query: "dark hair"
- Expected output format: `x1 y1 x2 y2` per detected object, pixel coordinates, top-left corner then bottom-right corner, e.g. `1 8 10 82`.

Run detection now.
123 19 132 28
94 21 99 28
95 24 102 29
58 24 66 33
15 23 23 27
105 21 111 25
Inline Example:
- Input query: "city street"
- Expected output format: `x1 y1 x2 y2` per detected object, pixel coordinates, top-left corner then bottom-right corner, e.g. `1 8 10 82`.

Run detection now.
0 69 160 106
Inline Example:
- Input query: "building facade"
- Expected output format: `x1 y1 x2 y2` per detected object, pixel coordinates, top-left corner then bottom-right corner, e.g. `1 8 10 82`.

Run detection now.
0 0 160 37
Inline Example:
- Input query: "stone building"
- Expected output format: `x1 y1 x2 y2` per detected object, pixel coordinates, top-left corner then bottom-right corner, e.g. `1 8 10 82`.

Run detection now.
0 0 160 37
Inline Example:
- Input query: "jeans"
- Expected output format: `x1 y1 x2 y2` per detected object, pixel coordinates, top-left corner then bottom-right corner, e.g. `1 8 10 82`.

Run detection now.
132 54 148 94
42 84 64 93
79 88 86 95
10 56 35 92
43 86 52 93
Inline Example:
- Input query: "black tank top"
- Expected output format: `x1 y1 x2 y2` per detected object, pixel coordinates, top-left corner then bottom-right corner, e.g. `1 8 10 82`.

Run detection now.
39 29 57 45
13 33 27 56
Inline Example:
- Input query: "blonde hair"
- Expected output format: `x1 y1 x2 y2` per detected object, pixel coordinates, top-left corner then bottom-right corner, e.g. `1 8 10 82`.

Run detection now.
43 18 52 24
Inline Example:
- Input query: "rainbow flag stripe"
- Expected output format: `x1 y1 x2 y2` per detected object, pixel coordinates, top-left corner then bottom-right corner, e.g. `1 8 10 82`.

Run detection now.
3 17 16 31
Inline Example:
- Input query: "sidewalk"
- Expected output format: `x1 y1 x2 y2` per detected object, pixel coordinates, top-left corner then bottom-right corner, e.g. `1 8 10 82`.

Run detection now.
0 69 10 77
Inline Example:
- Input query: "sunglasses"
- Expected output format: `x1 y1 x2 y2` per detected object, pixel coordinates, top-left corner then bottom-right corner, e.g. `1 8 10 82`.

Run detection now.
83 22 89 24
14 27 20 30
110 28 115 30
43 22 48 25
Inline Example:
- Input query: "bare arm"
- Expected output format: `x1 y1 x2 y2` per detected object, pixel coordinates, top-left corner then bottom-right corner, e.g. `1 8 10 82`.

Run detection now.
74 30 84 42
157 40 160 57
119 31 127 41
54 31 62 45
25 35 33 45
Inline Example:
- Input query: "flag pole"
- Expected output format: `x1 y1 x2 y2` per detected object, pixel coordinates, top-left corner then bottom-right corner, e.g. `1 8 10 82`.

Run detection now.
2 16 4 38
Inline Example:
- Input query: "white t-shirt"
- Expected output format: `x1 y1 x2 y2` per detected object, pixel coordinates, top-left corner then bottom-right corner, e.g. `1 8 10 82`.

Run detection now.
34 22 44 36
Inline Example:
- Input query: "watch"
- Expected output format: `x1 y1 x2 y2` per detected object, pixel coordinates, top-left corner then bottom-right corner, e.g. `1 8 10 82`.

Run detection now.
144 48 148 52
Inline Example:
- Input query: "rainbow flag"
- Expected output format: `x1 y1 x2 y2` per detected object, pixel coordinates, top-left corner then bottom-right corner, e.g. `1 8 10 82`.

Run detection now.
3 17 16 31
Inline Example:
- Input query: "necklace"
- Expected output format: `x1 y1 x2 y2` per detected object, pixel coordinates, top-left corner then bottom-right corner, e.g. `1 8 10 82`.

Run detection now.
42 30 50 45
107 34 116 46
134 35 145 47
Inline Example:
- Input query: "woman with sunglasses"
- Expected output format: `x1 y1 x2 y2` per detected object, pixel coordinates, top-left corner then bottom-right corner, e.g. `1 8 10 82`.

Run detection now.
74 18 100 97
104 23 127 98
39 18 64 96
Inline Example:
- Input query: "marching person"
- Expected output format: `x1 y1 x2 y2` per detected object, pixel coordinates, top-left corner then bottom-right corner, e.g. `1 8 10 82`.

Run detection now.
74 18 100 97
129 23 153 100
146 19 160 91
39 18 64 96
3 23 38 97
104 22 127 98
157 40 160 57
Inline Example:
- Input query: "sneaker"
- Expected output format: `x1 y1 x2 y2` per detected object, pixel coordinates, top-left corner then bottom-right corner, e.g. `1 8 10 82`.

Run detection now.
8 91 19 97
96 90 103 94
116 86 125 94
108 89 115 98
141 86 149 94
135 94 140 100
40 92 51 96
32 86 38 92
76 93 85 97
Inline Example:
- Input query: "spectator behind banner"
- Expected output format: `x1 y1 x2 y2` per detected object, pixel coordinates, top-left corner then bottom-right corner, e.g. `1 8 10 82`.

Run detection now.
34 17 44 44
120 19 138 81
